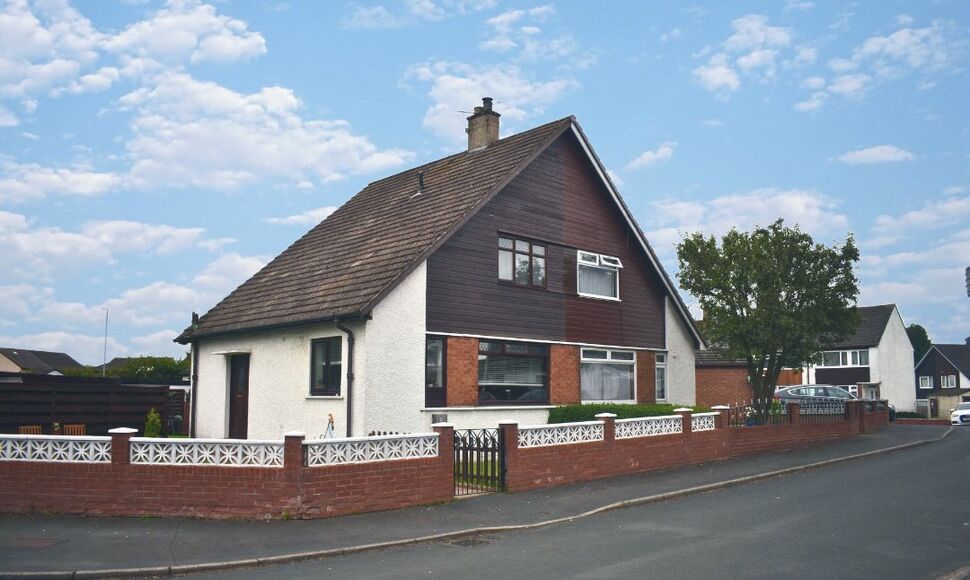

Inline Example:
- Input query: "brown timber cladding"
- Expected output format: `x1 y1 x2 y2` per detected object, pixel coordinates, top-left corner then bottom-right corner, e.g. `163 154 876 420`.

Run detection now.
426 132 667 348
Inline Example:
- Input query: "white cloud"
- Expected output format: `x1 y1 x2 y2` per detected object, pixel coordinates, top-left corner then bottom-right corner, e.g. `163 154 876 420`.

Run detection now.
866 196 970 248
0 331 128 366
644 188 849 258
827 73 871 98
942 186 967 196
837 145 915 165
660 28 682 42
406 60 578 144
722 14 791 53
264 206 338 226
120 72 413 190
0 104 18 126
625 142 676 171
343 0 498 30
0 161 120 203
478 5 578 63
784 1 815 11
692 53 740 95
853 22 951 73
801 76 826 90
130 329 186 357
343 5 404 30
794 91 827 112
826 57 857 73
699 118 725 128
0 211 220 282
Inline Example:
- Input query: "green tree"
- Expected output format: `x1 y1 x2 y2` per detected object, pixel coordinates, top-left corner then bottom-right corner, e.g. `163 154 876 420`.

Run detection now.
906 323 932 363
62 354 190 383
677 219 860 420
144 408 162 438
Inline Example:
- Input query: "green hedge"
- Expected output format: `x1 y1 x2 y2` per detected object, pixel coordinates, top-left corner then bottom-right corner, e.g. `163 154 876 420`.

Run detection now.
548 403 711 424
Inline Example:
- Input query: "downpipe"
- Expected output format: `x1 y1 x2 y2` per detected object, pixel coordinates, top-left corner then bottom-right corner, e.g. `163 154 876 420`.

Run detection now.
336 320 356 437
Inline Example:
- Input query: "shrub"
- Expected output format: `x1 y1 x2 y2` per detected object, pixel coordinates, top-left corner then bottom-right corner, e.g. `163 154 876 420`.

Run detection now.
548 403 711 424
144 408 162 438
895 411 924 419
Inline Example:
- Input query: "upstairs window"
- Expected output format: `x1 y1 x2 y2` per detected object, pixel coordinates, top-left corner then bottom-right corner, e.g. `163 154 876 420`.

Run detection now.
918 376 933 389
942 374 957 388
577 250 621 300
310 337 342 396
820 349 869 367
498 237 546 287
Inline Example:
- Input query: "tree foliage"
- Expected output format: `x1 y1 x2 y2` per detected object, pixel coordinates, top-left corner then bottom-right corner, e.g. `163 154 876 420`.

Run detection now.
906 323 932 363
677 220 860 417
64 354 190 383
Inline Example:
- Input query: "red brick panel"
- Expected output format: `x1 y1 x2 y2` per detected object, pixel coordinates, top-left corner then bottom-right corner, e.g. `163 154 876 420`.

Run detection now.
636 351 656 404
549 345 580 404
446 337 479 406
695 366 753 407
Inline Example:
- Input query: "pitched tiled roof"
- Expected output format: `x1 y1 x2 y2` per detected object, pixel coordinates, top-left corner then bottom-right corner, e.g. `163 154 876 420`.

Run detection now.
934 344 970 377
824 304 898 349
695 350 747 367
178 117 574 342
0 348 82 374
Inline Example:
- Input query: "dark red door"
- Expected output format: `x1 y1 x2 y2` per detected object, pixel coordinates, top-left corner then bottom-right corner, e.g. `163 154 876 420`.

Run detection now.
228 354 250 439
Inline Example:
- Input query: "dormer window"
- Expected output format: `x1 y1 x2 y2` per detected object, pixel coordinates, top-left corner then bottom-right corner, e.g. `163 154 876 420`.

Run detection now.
498 236 546 287
577 250 621 300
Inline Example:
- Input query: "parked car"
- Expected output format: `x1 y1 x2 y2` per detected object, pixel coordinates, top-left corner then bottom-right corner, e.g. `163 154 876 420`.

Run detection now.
776 384 856 402
951 402 970 426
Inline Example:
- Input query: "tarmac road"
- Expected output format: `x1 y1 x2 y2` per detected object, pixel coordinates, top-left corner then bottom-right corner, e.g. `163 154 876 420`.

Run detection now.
193 427 970 580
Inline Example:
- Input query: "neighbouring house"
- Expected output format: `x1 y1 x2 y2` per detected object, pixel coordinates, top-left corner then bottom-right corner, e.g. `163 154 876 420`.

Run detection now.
0 347 82 376
914 339 970 418
694 350 803 407
176 99 705 439
804 304 915 411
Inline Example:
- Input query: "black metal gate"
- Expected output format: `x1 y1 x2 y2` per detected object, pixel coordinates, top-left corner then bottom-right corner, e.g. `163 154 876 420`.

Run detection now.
454 428 505 496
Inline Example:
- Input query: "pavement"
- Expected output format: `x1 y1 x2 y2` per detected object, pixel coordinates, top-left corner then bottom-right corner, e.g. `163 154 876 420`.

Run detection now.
0 423 951 579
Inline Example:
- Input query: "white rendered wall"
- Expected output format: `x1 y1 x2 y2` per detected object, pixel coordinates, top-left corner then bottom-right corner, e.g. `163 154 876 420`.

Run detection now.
419 407 553 430
193 320 365 439
360 261 428 436
871 308 916 411
665 297 697 406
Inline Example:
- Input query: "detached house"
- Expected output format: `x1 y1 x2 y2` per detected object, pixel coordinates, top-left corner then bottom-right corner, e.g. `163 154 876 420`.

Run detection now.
914 340 970 418
177 99 703 439
804 304 915 412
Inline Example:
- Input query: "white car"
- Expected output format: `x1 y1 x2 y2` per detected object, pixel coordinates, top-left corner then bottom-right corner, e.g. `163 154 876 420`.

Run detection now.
950 402 970 426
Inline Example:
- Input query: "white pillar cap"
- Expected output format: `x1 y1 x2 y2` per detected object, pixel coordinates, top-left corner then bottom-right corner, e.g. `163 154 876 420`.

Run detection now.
108 427 138 434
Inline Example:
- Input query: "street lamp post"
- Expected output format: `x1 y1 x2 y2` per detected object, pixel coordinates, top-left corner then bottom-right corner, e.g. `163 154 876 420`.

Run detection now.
102 307 109 378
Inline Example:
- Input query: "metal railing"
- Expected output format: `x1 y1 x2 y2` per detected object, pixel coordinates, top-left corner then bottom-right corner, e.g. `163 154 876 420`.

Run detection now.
799 399 848 423
727 399 789 428
454 428 504 496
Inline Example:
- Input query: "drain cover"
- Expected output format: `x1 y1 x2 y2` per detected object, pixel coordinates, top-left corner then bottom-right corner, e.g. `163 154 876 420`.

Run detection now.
12 538 66 548
450 537 492 548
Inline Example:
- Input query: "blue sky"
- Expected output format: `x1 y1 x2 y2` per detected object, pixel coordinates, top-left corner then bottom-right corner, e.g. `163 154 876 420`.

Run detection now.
1 0 967 364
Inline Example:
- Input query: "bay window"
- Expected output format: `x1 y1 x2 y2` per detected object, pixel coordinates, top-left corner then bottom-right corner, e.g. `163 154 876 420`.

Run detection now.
577 250 621 300
478 340 548 404
581 348 635 401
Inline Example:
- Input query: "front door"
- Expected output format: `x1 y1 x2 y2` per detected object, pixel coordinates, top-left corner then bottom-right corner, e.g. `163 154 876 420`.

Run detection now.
228 354 250 439
930 399 939 418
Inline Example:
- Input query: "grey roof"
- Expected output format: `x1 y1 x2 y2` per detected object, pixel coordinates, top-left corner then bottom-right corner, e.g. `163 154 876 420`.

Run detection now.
176 116 702 346
824 304 898 349
695 350 747 367
0 348 82 374
934 344 970 377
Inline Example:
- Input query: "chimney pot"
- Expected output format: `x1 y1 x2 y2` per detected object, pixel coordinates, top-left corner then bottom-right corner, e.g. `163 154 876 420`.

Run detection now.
417 171 425 193
466 97 500 151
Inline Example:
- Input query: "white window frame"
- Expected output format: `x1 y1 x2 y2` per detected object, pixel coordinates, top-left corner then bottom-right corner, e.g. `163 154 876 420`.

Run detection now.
580 348 636 403
655 352 667 402
818 349 870 368
942 374 957 388
576 250 622 301
918 376 933 390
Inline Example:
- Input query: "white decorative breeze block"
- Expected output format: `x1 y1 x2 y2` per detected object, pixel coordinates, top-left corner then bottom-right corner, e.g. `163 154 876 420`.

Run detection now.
691 413 718 432
129 438 284 467
0 435 111 463
305 434 439 467
615 415 683 439
517 422 604 448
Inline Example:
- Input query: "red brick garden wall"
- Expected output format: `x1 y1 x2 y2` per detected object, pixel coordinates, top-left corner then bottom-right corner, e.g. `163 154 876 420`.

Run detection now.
695 366 752 407
0 429 454 520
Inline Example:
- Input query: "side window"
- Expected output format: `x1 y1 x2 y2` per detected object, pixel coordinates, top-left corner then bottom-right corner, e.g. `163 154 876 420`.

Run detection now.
577 250 622 300
498 237 546 287
310 337 342 396
655 353 667 401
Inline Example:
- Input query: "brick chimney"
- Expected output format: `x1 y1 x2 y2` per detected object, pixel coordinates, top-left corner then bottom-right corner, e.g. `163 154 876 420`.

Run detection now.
466 97 500 151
